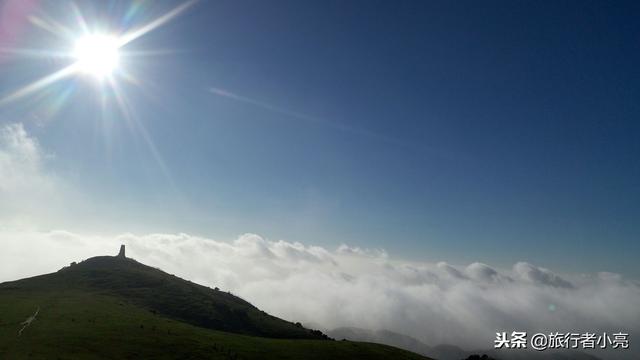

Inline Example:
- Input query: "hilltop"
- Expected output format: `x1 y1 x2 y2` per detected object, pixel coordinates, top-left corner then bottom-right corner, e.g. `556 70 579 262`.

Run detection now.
0 248 430 359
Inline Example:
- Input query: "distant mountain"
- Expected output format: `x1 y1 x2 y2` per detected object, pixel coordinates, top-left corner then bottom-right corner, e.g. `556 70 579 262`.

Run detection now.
0 249 431 359
327 327 602 360
329 327 433 355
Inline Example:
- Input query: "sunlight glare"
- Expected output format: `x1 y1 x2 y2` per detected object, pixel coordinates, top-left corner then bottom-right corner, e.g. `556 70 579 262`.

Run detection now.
73 34 120 78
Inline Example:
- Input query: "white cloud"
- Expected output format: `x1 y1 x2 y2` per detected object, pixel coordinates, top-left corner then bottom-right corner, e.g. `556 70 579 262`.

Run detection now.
513 261 574 288
0 123 65 227
1 230 638 359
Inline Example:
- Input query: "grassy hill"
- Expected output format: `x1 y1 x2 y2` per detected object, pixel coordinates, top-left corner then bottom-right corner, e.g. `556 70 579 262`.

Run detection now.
0 253 431 360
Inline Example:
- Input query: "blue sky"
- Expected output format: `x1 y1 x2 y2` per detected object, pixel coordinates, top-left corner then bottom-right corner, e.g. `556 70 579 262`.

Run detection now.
0 0 639 276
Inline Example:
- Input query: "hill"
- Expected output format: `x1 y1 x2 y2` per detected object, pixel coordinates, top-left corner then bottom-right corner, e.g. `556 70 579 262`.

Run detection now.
6 254 319 339
328 327 602 360
0 250 430 359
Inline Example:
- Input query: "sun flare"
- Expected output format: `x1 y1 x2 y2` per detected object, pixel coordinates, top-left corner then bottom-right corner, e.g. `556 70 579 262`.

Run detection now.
73 34 120 78
0 0 197 107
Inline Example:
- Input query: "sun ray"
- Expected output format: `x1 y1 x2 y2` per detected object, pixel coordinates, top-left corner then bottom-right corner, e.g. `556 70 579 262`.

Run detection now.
118 0 198 47
28 15 75 40
0 47 71 59
117 68 142 87
69 1 90 35
208 87 406 147
119 48 187 57
0 64 77 106
108 77 175 189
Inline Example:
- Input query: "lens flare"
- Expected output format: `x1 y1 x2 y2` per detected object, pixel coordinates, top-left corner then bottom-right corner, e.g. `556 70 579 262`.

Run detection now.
73 34 120 78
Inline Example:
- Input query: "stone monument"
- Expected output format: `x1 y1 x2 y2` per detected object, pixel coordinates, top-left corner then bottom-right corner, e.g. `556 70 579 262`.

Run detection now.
117 244 125 258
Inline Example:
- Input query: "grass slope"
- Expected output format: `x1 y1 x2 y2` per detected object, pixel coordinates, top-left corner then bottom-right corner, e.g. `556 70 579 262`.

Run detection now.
7 256 319 339
0 256 431 360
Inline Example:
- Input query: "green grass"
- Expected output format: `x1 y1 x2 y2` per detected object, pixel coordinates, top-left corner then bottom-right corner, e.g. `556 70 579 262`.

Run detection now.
7 256 324 339
0 256 431 359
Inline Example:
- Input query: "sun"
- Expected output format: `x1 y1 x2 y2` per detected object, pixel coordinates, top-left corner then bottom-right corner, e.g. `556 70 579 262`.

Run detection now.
73 34 120 78
0 0 197 107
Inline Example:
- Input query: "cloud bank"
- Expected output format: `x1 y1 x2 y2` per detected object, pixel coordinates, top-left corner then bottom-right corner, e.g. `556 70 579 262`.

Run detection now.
0 123 67 227
1 230 638 357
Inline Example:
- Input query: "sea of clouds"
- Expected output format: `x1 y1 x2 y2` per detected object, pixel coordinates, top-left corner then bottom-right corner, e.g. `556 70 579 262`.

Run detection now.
2 230 639 356
1 122 639 358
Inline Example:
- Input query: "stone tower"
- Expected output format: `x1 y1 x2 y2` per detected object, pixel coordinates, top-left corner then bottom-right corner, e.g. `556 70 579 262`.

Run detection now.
117 244 125 258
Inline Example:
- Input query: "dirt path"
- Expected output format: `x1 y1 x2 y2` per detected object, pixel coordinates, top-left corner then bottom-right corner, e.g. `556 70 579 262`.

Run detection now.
18 307 39 336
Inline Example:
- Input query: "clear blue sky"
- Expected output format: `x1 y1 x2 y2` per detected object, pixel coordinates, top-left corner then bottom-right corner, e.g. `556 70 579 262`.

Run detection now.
1 0 638 276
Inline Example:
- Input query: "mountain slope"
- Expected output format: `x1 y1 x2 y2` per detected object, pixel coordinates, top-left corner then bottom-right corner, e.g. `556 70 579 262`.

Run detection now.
4 255 318 339
329 327 432 355
328 327 602 360
0 253 431 359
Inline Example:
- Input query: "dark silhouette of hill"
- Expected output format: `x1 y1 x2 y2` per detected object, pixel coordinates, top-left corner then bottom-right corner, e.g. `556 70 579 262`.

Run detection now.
329 327 432 355
2 254 321 339
0 250 431 359
327 327 603 360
